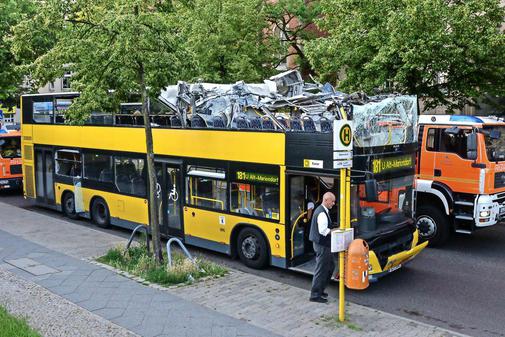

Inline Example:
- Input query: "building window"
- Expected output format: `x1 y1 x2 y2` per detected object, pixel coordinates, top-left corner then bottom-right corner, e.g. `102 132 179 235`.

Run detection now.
55 150 82 177
62 71 72 90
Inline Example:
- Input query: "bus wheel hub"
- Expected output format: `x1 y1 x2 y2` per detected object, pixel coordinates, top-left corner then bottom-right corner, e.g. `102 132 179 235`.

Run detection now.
242 237 257 259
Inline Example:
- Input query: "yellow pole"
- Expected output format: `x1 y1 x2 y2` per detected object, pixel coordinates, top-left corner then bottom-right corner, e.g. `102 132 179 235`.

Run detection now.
338 168 346 322
346 168 351 229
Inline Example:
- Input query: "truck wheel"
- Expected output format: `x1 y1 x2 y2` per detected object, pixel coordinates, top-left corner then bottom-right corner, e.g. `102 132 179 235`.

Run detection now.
91 198 111 228
62 192 79 220
237 227 269 269
416 205 450 246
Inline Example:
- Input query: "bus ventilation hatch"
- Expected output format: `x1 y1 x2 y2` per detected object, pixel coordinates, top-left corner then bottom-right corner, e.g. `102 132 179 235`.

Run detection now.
24 165 35 197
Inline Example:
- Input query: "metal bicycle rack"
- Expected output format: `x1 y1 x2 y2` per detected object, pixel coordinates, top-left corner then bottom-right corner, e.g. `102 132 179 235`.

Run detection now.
124 225 151 255
166 237 203 272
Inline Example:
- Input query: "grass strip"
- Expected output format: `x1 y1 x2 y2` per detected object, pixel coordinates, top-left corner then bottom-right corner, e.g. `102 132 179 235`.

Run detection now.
97 245 228 286
0 305 42 337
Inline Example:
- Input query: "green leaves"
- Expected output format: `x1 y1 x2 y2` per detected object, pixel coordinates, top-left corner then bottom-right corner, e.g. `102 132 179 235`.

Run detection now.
306 0 505 111
0 0 37 103
175 0 280 83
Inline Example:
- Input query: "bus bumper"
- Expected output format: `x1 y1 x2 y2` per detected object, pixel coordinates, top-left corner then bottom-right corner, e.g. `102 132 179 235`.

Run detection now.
0 177 22 190
368 230 428 282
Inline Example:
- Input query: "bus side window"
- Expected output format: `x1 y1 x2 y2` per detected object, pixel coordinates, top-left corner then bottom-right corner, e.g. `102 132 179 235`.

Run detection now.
84 153 113 182
186 176 227 211
230 182 279 220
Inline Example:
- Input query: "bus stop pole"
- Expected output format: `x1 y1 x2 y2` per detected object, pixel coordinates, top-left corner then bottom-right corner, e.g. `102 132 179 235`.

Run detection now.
338 168 346 322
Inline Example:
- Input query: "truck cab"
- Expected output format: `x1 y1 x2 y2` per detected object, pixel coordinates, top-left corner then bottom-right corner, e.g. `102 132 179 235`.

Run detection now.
416 115 505 245
0 129 23 190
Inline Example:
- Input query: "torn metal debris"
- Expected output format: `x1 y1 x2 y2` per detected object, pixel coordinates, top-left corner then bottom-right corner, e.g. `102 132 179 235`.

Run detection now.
154 70 418 147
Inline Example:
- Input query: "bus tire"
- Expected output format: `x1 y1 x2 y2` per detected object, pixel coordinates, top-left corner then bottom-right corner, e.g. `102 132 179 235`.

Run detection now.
416 205 450 247
62 192 79 220
91 198 111 229
237 227 269 269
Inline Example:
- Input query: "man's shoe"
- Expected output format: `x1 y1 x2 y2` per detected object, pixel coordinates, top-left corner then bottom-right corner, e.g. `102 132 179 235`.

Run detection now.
309 296 328 304
321 292 329 298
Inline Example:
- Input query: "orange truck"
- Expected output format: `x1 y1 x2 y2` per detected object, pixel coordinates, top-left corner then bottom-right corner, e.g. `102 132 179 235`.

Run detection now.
0 128 22 191
416 115 505 245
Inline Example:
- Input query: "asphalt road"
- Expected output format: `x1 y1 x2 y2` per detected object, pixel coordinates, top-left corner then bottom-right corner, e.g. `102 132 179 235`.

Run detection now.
2 190 504 337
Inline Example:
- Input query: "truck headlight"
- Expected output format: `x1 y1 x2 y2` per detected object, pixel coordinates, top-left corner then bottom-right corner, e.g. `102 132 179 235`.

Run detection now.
480 210 490 218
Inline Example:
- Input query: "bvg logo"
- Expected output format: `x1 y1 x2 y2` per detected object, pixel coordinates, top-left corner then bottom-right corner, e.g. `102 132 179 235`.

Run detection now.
340 124 352 147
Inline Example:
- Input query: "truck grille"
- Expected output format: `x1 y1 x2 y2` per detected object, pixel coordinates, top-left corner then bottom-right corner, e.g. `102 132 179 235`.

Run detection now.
495 172 505 189
10 164 22 175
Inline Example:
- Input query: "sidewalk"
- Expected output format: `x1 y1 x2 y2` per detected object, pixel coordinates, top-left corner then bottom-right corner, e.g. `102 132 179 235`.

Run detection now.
0 201 467 337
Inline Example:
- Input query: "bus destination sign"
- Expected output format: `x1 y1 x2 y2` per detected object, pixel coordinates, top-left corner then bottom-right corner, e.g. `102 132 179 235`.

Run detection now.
372 155 413 174
236 171 279 185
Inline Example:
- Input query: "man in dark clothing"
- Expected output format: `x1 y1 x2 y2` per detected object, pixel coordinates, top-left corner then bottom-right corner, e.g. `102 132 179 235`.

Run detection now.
309 192 336 303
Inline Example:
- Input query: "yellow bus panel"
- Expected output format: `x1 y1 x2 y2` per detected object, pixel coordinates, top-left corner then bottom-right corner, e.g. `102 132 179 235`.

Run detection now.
54 183 149 225
183 206 286 258
30 125 286 165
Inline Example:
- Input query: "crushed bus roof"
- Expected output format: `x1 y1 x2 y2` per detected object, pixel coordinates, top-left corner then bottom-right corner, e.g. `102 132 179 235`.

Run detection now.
158 70 418 148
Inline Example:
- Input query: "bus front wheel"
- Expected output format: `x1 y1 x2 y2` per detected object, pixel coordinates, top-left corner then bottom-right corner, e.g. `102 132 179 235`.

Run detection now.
62 192 79 220
237 227 269 269
416 205 450 247
91 198 111 229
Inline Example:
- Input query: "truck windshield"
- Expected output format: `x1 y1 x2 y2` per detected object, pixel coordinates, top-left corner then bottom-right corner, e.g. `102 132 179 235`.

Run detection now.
483 126 505 162
0 136 21 159
352 175 414 232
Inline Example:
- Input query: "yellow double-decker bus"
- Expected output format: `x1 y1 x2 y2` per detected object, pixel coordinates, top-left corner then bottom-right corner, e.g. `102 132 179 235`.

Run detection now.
21 87 426 277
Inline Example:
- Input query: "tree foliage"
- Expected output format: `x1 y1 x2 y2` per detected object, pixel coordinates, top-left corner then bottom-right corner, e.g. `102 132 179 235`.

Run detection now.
306 0 505 111
175 0 281 83
11 0 196 263
12 0 192 122
0 0 37 105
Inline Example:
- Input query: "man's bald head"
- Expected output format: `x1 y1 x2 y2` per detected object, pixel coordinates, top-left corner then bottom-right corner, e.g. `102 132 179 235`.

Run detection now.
322 192 336 209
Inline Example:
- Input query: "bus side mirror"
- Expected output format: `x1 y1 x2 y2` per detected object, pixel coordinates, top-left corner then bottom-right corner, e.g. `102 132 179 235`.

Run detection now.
365 179 378 202
467 133 477 160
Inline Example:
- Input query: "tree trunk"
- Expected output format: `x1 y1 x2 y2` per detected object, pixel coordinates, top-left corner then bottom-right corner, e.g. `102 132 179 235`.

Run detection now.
139 63 163 264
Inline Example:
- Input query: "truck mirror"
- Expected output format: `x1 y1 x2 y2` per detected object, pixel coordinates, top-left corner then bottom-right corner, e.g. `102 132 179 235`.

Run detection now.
490 130 501 140
444 126 460 135
365 179 378 202
467 133 477 160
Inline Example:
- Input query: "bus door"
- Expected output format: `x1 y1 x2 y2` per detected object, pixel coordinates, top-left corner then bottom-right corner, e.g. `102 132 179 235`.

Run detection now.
287 173 340 270
155 161 184 238
35 148 55 204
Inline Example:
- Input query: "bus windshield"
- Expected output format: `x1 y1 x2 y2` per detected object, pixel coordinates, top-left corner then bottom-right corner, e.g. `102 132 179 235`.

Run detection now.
353 175 414 232
0 136 21 159
483 126 505 162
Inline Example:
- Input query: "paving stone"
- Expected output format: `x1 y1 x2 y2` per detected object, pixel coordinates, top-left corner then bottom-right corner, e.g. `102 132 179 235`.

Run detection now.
5 258 60 275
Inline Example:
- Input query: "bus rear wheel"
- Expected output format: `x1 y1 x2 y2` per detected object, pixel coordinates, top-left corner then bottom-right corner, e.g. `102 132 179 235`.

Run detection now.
91 198 111 228
62 192 79 220
416 205 450 247
237 227 269 269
